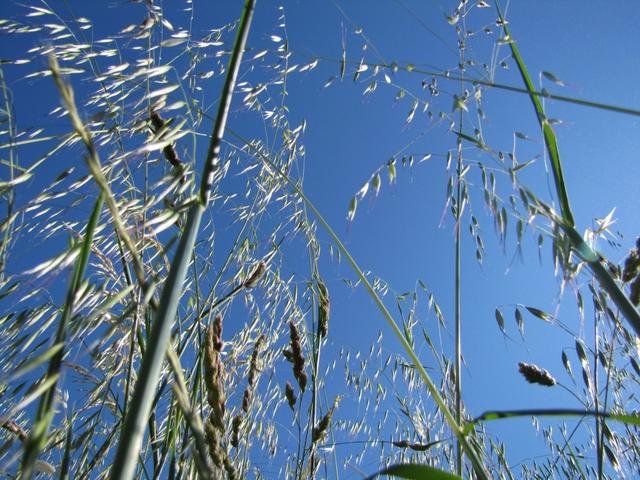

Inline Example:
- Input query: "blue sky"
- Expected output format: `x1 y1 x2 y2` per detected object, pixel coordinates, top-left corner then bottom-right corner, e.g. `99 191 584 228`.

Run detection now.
1 0 640 477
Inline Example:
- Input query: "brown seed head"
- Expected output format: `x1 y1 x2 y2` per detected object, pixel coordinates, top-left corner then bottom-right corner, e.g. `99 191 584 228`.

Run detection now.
518 361 556 387
284 381 297 411
243 261 266 289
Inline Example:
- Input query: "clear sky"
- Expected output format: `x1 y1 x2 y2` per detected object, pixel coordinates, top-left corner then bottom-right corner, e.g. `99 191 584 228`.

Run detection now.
1 0 639 478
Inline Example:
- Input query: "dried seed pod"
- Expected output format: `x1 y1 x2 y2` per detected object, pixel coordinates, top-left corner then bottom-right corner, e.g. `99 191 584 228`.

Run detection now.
317 281 330 339
243 261 266 289
289 321 307 392
392 440 410 448
285 381 297 410
518 362 556 387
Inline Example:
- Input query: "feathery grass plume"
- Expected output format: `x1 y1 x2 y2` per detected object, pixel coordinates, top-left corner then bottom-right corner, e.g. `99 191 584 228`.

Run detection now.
312 397 340 443
288 321 307 392
317 280 330 339
284 381 297 411
518 362 556 387
204 315 225 431
243 261 266 289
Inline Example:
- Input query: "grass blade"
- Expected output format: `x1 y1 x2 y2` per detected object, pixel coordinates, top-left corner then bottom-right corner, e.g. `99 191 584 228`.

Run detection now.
21 194 103 479
495 5 574 227
365 464 462 480
464 408 640 435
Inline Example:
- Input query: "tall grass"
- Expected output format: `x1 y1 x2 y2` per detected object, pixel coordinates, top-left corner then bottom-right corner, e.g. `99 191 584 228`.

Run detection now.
0 1 639 479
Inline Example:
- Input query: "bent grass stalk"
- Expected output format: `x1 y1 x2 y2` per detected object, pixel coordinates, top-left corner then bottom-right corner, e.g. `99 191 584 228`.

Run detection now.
230 130 491 480
109 1 256 479
495 4 640 337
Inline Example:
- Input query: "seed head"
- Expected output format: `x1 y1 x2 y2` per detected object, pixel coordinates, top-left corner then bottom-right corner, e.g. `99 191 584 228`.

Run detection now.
284 381 297 411
289 321 307 392
518 361 556 387
243 261 266 289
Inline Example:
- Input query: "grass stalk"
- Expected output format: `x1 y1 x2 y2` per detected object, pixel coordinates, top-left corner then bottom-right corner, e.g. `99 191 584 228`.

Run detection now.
495 4 640 338
109 2 256 479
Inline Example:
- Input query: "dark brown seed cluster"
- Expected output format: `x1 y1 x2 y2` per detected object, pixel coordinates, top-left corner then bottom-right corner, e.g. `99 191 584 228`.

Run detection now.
317 281 330 339
622 237 640 305
392 440 433 452
284 381 297 410
518 362 556 387
149 110 185 183
243 261 266 289
288 321 307 392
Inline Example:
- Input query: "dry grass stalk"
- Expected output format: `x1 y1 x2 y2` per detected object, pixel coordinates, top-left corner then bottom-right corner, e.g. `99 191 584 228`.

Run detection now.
518 362 556 387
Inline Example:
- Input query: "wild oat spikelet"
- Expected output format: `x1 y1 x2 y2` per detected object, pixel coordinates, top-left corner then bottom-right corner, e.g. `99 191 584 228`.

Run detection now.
285 381 297 411
317 281 330 339
288 321 307 392
243 261 266 289
518 362 556 387
204 316 225 431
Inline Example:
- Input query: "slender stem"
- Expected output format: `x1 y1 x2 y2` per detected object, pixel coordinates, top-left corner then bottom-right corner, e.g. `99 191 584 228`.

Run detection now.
454 15 465 476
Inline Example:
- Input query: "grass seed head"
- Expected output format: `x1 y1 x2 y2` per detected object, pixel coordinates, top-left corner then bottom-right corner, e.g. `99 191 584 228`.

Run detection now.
317 281 330 339
243 261 266 289
285 381 297 410
204 317 226 431
289 321 307 392
518 362 556 386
